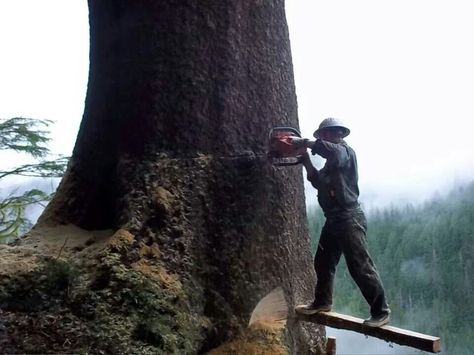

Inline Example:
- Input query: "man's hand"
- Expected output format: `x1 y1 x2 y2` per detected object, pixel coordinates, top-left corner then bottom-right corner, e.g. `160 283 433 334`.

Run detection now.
290 137 309 149
311 139 321 156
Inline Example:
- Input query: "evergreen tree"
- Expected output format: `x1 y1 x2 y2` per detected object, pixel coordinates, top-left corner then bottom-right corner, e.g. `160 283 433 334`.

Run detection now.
0 117 68 241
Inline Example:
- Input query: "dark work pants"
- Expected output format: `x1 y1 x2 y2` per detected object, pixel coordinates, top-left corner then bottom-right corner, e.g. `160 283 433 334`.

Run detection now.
314 211 390 316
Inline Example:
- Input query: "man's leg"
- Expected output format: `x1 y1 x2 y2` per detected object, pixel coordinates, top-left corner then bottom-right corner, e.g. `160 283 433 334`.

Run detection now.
313 224 342 309
340 217 390 320
296 224 342 315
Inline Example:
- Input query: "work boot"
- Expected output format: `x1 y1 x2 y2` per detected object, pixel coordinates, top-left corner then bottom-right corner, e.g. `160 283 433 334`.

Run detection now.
295 302 332 315
363 311 391 327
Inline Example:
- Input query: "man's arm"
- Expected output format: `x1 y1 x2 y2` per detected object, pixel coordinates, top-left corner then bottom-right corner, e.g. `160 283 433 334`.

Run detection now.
311 139 350 168
301 152 320 189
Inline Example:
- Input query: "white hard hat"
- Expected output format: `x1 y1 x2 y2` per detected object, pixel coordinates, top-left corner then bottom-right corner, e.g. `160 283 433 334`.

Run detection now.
313 117 350 138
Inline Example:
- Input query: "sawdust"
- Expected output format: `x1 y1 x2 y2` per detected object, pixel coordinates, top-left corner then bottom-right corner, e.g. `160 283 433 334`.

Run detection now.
0 245 39 277
249 320 287 331
27 224 113 258
208 324 288 355
106 228 134 253
137 241 161 259
0 224 113 278
208 286 289 354
131 259 183 293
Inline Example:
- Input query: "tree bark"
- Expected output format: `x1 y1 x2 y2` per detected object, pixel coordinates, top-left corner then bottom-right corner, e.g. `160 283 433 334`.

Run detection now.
1 1 323 353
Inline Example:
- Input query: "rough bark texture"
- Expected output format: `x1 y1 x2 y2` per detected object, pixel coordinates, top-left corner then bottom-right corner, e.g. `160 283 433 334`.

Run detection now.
0 1 324 353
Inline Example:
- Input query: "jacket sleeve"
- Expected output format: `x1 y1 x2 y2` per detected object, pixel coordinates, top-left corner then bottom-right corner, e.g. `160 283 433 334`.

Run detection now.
311 140 350 168
306 167 320 189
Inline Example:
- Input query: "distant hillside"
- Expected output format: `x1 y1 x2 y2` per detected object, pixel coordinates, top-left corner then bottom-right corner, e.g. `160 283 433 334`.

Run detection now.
307 181 474 354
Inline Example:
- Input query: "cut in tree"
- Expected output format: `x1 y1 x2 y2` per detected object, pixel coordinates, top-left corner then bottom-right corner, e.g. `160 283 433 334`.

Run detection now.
0 1 324 354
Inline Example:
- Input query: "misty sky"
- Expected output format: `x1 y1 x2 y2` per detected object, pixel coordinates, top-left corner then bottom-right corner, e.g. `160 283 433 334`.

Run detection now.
286 1 474 209
1 1 474 210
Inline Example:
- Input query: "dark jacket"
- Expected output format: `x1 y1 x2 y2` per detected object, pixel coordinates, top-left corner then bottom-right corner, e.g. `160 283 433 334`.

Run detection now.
307 139 360 218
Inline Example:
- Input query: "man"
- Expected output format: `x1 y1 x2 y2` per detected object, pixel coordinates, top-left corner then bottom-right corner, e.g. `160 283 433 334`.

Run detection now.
295 117 391 327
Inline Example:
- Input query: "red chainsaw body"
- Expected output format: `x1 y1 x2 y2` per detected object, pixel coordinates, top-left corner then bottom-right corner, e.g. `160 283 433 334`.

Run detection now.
268 127 306 166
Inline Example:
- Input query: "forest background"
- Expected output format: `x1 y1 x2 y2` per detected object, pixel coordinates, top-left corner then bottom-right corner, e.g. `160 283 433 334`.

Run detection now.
307 181 474 354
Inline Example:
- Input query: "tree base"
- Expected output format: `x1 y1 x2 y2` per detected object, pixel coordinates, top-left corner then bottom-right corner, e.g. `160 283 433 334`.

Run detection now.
0 225 208 354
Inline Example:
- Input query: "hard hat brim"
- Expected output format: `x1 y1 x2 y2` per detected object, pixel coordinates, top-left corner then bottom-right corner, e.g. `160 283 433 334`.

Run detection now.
313 126 350 139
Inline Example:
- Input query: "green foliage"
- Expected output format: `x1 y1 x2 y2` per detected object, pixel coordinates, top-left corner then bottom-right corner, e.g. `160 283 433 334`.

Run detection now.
0 258 79 312
0 117 51 157
43 258 80 293
0 157 69 180
307 182 474 354
0 189 50 239
0 117 69 242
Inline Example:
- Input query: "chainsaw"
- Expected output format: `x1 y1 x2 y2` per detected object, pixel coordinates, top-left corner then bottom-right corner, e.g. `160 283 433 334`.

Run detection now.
268 127 314 166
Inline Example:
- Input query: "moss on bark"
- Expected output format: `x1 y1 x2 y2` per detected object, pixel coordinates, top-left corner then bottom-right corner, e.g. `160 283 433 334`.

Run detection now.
0 231 207 354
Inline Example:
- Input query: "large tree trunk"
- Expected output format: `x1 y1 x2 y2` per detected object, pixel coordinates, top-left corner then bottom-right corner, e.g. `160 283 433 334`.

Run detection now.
0 1 323 353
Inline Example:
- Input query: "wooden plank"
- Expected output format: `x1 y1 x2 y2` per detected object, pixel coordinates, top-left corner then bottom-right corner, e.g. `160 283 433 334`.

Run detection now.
296 311 441 353
325 336 336 355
